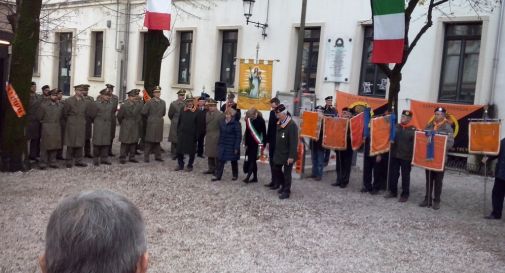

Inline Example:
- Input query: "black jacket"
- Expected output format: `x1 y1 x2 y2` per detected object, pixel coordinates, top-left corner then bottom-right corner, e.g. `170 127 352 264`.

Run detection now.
390 124 416 161
266 110 278 151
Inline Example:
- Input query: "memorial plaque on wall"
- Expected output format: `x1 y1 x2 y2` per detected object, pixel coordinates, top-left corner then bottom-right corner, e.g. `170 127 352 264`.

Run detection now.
324 37 352 83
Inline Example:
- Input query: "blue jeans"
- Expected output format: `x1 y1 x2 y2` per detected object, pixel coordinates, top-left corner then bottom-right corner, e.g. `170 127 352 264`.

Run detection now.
311 147 325 178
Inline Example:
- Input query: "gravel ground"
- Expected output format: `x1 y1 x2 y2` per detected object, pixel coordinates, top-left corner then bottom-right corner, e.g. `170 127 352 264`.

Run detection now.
1 143 505 273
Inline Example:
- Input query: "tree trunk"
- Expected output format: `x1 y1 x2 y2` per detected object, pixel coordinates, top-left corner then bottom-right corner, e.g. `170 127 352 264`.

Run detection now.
388 71 401 117
143 30 170 97
1 0 42 172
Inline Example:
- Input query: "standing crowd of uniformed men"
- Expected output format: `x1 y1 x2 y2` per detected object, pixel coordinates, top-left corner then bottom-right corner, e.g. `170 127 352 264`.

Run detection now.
24 83 505 214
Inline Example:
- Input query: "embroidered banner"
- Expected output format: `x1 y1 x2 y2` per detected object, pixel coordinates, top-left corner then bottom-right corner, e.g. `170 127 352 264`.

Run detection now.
412 131 448 172
410 99 484 153
468 121 501 155
322 117 348 150
350 112 364 150
370 115 391 156
237 59 273 111
300 111 321 140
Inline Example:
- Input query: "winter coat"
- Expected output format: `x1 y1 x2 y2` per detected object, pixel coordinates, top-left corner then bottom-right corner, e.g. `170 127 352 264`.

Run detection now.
26 93 42 140
265 110 278 153
117 100 141 144
489 138 505 181
168 99 185 143
83 95 95 139
110 94 119 140
37 101 63 151
218 118 242 161
134 100 144 140
425 120 455 150
142 98 166 143
273 118 298 165
196 107 207 137
87 100 114 146
390 124 416 161
176 109 198 154
63 96 87 147
205 110 224 158
244 115 267 147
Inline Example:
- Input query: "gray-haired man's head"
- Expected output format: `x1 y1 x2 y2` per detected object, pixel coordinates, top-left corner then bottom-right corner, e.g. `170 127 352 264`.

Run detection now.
39 190 148 273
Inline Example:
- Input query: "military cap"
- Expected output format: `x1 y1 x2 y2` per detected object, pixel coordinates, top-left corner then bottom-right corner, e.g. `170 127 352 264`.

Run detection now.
49 89 59 96
57 89 64 94
41 85 50 91
185 96 195 102
31 81 36 86
198 96 207 101
105 84 115 89
325 96 333 101
434 107 446 113
74 84 87 90
99 88 109 95
206 98 218 106
227 92 235 99
402 110 413 117
275 104 287 114
127 89 140 96
341 107 354 115
176 89 186 95
152 86 161 92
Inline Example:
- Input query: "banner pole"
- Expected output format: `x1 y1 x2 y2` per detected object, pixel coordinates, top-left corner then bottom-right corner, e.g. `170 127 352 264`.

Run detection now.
386 150 392 193
483 155 488 216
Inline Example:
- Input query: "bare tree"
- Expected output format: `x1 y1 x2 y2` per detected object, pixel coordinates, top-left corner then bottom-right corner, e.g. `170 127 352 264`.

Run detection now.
377 0 500 112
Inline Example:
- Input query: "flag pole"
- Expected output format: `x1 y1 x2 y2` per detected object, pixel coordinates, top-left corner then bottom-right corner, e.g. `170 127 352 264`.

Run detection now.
483 107 489 216
386 103 395 194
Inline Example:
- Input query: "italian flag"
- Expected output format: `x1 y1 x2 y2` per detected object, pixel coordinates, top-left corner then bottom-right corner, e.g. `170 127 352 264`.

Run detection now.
144 0 172 30
371 0 405 64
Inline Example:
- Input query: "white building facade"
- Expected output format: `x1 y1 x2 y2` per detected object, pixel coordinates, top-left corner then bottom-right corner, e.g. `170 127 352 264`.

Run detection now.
33 0 505 135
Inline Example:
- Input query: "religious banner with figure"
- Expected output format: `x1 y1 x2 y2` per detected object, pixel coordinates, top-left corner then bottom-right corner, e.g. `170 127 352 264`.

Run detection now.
370 115 391 156
412 131 448 172
300 111 321 140
322 117 348 150
410 100 484 153
468 121 501 155
237 59 273 111
350 112 364 150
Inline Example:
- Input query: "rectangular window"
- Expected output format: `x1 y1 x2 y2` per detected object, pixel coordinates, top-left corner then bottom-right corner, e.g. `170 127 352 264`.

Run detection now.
92 31 104 78
139 32 148 81
299 27 320 93
178 31 193 84
220 30 238 88
57 32 73 96
358 26 388 98
438 23 482 104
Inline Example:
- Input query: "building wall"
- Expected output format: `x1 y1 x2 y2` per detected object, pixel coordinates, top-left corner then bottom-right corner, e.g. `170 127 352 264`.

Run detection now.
33 0 504 134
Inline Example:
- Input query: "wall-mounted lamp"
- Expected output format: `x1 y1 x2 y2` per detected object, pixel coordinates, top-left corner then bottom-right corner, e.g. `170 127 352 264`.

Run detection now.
243 0 268 39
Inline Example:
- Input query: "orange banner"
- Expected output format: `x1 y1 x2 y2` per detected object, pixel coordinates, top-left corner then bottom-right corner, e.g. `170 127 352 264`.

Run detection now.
300 111 321 140
6 84 26 118
468 122 501 155
412 131 448 172
322 117 348 150
143 89 151 102
370 115 391 156
336 91 388 114
350 112 364 150
409 99 484 133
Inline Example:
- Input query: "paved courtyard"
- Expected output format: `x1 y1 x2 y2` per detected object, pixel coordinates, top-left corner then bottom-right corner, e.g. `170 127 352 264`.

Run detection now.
1 148 505 273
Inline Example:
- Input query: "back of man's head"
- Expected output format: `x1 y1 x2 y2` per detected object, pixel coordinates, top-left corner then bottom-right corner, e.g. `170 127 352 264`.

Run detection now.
40 190 148 273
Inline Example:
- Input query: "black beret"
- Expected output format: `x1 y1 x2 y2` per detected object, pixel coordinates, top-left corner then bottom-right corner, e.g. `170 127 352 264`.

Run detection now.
434 107 446 113
275 104 287 113
325 96 333 101
402 110 413 117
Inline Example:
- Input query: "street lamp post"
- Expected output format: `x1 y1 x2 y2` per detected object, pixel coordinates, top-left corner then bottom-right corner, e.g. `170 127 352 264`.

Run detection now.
293 0 307 116
242 0 269 39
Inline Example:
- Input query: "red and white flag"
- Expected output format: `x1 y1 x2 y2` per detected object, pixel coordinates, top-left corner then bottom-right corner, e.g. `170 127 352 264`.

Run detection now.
144 0 171 30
